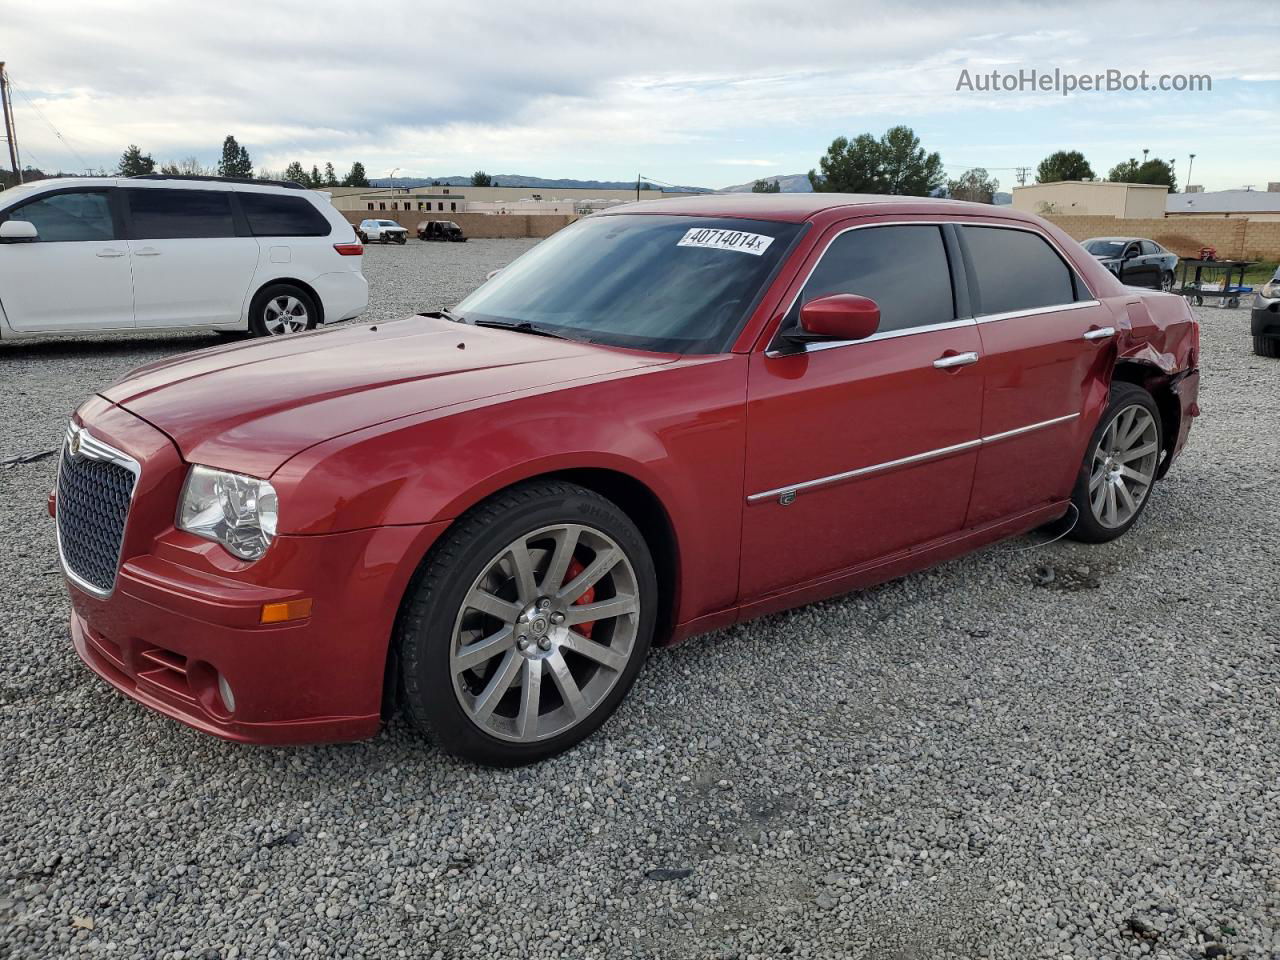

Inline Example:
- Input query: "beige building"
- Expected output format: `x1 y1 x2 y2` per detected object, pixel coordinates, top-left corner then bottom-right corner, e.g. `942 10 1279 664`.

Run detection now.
1011 181 1168 219
328 183 680 216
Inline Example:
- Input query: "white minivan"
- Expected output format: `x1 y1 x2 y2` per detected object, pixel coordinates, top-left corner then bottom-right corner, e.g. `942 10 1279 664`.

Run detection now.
0 175 368 339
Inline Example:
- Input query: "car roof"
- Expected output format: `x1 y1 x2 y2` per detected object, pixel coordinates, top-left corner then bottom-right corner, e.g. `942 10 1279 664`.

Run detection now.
1 176 316 197
1085 236 1145 243
596 192 1036 224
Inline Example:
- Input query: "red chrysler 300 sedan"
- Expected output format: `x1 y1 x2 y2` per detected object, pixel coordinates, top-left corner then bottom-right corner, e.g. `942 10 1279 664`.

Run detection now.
53 194 1200 765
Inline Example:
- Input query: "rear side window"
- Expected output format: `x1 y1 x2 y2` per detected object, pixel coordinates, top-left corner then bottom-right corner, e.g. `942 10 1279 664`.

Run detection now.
125 189 235 240
7 190 114 242
1140 240 1160 255
790 224 955 334
962 226 1079 316
239 193 330 237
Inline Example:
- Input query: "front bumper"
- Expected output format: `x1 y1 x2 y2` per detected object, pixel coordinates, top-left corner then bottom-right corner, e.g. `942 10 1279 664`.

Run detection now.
1252 296 1280 340
58 397 445 745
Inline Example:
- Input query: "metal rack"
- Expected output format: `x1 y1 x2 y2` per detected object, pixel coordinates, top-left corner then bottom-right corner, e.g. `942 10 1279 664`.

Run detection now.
1176 258 1255 308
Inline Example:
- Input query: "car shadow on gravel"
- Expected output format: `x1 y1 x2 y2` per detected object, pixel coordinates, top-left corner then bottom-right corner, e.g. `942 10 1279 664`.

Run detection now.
0 333 225 361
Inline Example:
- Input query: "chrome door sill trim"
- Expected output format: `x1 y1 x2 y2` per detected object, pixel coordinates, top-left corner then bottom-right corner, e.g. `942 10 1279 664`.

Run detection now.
748 412 1080 504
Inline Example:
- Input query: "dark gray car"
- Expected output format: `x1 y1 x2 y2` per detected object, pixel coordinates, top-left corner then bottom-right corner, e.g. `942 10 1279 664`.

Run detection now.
1083 237 1179 291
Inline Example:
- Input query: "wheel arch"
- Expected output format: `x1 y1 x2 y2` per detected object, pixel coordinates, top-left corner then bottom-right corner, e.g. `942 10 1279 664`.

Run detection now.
380 466 683 720
1109 360 1181 477
246 277 325 327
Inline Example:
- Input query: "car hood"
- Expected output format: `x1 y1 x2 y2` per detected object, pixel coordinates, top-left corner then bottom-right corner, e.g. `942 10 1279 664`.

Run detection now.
102 316 675 477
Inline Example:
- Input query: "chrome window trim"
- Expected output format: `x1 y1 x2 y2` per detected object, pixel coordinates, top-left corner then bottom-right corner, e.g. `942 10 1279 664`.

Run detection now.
55 421 142 599
746 412 1080 504
765 218 1098 357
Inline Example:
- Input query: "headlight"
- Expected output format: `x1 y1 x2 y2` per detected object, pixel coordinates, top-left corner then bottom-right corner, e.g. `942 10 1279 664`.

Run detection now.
178 465 278 561
1261 280 1280 300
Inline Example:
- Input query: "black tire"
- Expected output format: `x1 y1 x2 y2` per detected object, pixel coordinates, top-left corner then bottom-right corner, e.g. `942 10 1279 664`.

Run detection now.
1067 382 1163 544
1255 336 1280 359
396 480 657 766
396 234 407 245
248 283 319 338
1161 271 1175 292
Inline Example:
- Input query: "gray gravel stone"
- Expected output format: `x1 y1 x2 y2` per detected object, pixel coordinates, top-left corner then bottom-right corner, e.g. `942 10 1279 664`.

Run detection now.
1 247 1278 959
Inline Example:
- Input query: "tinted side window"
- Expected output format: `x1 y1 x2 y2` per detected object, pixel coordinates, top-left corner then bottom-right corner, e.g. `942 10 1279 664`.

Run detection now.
1140 240 1159 255
239 193 330 236
792 225 954 334
126 189 235 240
8 191 114 242
962 226 1078 315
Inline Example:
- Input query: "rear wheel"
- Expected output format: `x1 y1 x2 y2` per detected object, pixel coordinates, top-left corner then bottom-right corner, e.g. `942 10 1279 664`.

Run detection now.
1068 382 1163 543
1254 336 1280 359
249 284 318 337
396 481 657 765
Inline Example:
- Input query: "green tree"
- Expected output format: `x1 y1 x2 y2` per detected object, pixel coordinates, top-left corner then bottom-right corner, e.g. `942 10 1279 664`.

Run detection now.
309 164 323 187
1036 150 1095 183
1108 157 1176 191
217 135 253 178
809 133 883 193
323 162 339 187
118 144 155 177
752 178 781 193
879 125 944 196
342 162 369 187
946 167 999 203
470 170 493 186
159 161 181 176
283 161 308 185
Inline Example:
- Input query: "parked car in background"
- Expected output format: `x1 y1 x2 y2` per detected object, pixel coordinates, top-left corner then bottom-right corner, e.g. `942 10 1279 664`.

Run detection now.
54 195 1199 766
0 175 367 339
357 219 408 244
418 220 467 242
1251 266 1280 358
1083 237 1178 291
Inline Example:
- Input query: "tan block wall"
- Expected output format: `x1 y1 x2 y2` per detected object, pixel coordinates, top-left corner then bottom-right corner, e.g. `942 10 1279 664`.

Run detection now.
343 211 578 239
1044 215 1280 261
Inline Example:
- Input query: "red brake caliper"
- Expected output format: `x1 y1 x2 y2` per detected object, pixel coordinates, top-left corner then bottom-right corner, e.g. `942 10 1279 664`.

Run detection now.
563 557 596 638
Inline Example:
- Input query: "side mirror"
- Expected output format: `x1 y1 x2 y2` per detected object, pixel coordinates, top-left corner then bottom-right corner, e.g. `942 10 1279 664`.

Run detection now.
0 220 38 242
790 294 880 343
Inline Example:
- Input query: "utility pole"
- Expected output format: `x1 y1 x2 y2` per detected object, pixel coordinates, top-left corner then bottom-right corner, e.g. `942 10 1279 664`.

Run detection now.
0 62 22 185
1186 153 1196 190
1015 166 1030 187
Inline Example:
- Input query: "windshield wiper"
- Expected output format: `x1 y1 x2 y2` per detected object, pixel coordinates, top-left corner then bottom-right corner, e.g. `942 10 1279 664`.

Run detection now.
472 319 575 341
422 308 467 324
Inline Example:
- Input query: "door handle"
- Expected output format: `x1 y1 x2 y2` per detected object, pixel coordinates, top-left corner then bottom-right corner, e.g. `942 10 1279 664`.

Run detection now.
1082 327 1116 341
933 351 979 369
134 247 161 256
96 249 126 258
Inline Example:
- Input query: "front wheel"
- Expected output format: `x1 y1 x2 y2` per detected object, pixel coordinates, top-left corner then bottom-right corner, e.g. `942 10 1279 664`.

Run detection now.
1254 336 1280 359
396 234 407 245
396 481 657 765
1161 271 1175 292
1068 382 1163 543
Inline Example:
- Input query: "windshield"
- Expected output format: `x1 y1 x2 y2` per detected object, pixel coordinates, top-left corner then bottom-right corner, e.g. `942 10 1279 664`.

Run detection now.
1085 239 1126 256
378 220 400 227
455 214 802 353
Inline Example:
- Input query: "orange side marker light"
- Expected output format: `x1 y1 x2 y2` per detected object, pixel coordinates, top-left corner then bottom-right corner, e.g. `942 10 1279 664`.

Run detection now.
260 598 313 624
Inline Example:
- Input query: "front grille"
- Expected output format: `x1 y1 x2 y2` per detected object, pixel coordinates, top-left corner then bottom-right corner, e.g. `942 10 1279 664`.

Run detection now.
57 431 137 594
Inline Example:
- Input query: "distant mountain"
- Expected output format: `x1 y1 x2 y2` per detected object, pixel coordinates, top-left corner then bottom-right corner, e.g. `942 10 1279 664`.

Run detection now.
993 192 1012 205
370 175 710 193
718 173 813 193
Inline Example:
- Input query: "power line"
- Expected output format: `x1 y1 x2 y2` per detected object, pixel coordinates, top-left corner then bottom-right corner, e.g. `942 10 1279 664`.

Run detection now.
10 81 90 171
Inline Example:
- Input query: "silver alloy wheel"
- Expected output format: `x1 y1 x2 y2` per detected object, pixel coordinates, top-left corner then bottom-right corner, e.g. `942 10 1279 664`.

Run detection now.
450 524 640 743
263 295 309 335
1089 404 1160 528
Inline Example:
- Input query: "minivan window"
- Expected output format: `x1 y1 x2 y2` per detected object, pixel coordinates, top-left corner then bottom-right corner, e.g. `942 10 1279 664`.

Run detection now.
126 189 236 240
238 193 330 237
962 226 1079 316
785 224 955 335
7 191 114 242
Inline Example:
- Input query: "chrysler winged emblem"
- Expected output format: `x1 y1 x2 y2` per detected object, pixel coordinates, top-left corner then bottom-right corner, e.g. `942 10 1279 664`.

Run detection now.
67 426 83 459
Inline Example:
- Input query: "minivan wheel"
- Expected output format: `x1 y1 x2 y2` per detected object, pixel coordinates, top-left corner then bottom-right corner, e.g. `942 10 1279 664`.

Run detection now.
1067 382 1163 543
249 284 318 337
396 480 657 766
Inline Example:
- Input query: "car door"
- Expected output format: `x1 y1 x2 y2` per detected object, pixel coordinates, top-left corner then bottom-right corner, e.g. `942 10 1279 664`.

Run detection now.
739 221 984 601
0 187 134 332
957 223 1115 527
1119 240 1159 289
123 187 260 328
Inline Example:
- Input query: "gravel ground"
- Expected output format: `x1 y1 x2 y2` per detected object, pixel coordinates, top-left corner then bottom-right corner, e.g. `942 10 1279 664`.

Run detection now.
2 244 1277 960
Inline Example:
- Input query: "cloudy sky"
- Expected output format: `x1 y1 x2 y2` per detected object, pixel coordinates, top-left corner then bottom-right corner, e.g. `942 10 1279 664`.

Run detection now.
6 0 1278 191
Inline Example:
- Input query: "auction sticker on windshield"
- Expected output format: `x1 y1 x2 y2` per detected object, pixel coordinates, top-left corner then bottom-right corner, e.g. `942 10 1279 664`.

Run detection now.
676 227 775 256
